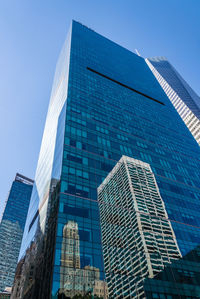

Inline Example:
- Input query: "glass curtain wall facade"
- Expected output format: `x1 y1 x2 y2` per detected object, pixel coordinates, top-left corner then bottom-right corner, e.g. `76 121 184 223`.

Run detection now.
18 25 72 261
13 21 200 299
0 174 33 292
146 57 200 145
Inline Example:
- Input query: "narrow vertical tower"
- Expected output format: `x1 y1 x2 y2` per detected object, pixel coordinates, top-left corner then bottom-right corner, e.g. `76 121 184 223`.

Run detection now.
0 174 33 292
59 221 81 297
146 57 200 145
98 156 181 298
61 221 81 269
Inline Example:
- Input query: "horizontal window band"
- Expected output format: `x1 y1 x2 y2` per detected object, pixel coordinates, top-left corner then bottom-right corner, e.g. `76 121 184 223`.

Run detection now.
87 67 165 106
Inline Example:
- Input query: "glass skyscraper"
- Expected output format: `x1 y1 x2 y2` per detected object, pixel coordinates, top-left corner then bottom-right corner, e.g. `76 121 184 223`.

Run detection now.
13 21 200 298
146 57 200 145
0 173 33 292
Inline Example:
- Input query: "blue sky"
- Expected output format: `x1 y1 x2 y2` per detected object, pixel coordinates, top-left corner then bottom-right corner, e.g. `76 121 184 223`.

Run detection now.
0 0 200 216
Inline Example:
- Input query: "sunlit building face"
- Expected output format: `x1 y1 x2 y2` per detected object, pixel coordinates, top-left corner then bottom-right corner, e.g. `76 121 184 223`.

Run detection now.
13 21 200 299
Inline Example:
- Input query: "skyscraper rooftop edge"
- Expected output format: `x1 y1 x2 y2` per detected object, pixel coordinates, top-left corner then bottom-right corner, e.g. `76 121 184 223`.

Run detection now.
72 20 175 104
71 19 145 61
15 173 34 185
147 56 200 102
148 56 168 62
98 155 152 192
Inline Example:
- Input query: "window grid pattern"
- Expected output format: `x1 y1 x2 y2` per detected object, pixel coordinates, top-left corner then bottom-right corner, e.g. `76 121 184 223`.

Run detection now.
98 156 181 298
146 58 200 145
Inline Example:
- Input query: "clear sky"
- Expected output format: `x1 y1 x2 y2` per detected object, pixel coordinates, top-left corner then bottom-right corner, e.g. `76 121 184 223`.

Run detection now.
0 0 200 216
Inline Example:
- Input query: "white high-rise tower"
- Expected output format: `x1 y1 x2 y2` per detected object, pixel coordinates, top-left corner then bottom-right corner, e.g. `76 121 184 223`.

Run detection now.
146 57 200 145
98 156 181 298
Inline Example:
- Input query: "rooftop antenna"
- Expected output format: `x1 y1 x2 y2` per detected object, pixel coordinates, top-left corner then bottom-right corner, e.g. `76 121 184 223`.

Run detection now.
135 49 141 56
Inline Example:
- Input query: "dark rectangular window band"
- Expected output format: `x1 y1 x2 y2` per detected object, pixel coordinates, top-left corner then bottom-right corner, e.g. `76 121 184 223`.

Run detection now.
87 67 165 106
28 210 39 232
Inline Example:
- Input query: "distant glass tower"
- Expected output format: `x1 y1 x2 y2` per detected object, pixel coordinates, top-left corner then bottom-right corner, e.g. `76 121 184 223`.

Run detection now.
146 57 200 145
98 156 181 297
12 21 200 298
0 174 33 292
